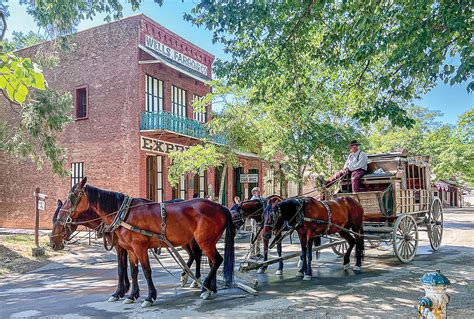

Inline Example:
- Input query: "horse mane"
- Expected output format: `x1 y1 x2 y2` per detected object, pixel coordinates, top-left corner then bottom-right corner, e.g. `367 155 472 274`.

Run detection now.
85 185 125 214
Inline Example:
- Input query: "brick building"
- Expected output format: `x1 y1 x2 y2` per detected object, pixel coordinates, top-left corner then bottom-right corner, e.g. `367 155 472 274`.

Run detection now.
0 15 282 229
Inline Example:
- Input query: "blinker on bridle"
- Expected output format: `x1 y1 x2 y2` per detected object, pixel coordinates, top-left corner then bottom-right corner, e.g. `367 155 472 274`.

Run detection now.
56 188 86 226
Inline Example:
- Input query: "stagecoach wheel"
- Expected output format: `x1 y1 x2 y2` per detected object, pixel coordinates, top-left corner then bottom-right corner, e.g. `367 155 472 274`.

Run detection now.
331 240 348 257
428 198 443 251
392 214 419 263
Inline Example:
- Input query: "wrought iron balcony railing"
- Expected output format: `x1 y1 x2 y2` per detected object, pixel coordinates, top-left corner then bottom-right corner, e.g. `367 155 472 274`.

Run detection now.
140 111 226 145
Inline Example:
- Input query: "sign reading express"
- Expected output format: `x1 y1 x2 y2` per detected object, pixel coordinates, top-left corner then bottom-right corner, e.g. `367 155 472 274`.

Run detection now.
141 136 190 155
145 35 209 77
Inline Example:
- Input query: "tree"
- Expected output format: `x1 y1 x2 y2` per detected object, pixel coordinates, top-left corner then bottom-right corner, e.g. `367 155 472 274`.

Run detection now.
366 106 474 186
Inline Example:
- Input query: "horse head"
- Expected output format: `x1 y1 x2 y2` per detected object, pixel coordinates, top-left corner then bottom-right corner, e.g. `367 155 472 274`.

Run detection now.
263 198 302 239
50 177 89 251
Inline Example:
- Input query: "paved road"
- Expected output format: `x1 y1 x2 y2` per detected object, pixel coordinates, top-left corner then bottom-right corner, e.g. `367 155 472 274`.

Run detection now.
1 208 473 318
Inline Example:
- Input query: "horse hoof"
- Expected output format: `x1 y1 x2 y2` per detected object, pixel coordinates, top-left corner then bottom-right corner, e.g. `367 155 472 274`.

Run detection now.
343 263 350 270
141 300 154 308
190 280 200 288
297 260 302 268
200 290 212 300
295 271 304 277
303 275 312 281
256 268 265 274
123 298 135 304
180 274 189 287
353 266 361 271
107 296 120 302
275 270 283 276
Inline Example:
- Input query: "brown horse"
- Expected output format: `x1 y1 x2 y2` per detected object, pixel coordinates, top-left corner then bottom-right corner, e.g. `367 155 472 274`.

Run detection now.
231 195 284 274
263 197 364 280
52 177 234 306
50 198 203 303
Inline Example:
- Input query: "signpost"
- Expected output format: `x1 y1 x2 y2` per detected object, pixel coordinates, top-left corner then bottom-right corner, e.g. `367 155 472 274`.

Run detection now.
240 174 258 184
32 187 46 257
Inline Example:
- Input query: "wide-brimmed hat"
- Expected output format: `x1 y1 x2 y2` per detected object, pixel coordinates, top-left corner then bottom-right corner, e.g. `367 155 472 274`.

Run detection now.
349 140 361 146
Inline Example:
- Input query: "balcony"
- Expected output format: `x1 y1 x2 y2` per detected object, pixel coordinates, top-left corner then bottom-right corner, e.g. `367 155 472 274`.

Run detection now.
140 111 227 145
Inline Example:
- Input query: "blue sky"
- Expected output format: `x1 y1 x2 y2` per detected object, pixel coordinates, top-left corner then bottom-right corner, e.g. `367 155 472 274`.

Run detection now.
6 1 472 124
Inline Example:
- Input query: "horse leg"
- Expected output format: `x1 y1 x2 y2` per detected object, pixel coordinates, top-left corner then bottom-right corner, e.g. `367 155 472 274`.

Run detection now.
123 251 140 304
339 230 355 270
314 236 321 260
109 246 129 301
257 235 269 274
303 237 314 280
200 246 223 300
296 231 307 278
353 227 364 271
276 240 283 275
180 244 194 287
190 241 203 288
136 249 157 307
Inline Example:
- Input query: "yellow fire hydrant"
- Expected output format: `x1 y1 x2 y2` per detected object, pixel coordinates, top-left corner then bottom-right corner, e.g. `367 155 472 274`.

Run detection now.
417 270 450 319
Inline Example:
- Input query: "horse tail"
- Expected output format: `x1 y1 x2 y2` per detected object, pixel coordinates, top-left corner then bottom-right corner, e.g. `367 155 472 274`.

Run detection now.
222 206 235 287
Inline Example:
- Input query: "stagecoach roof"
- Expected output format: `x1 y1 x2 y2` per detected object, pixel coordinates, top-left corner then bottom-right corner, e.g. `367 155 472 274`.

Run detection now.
368 152 431 167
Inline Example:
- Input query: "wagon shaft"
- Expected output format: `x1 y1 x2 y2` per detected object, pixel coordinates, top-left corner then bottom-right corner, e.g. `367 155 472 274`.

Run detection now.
239 240 346 272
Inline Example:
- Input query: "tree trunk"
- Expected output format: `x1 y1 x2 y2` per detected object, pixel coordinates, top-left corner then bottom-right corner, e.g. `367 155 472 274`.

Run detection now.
218 165 228 205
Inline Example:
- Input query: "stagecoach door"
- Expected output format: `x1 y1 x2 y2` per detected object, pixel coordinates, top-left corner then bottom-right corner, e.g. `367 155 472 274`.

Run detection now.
146 155 164 202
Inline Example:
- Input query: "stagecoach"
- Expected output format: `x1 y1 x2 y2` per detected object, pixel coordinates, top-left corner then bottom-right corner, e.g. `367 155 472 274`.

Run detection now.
331 150 443 263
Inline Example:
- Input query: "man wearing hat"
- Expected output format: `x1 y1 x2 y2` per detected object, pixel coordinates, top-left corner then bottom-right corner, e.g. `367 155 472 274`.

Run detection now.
319 140 368 192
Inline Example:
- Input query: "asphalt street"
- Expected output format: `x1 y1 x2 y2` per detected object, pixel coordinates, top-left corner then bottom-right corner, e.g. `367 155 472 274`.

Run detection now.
0 208 473 318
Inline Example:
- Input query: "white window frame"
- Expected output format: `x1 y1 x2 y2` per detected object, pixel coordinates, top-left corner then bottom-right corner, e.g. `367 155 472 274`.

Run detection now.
71 162 84 187
192 94 206 123
171 85 187 118
146 75 163 113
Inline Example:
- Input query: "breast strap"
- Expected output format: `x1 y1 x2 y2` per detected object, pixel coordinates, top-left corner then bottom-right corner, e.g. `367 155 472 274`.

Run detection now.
303 201 332 235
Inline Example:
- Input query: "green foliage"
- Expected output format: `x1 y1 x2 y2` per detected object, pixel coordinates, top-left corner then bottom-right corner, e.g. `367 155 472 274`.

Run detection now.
0 53 45 104
167 143 238 187
367 106 474 186
23 0 163 36
2 31 48 51
0 89 73 176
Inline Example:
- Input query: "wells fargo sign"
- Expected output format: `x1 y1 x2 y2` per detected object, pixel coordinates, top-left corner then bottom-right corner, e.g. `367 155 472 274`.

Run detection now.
141 136 189 155
144 35 209 77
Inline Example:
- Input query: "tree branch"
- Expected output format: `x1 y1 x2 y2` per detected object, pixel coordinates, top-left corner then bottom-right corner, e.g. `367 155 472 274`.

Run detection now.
0 10 6 41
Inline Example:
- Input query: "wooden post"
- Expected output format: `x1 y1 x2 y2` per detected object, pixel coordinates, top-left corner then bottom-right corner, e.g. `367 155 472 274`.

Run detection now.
34 187 40 247
32 187 45 256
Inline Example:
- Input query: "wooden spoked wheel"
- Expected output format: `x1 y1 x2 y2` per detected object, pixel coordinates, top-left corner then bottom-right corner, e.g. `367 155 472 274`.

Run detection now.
331 240 348 257
428 198 443 251
392 214 419 263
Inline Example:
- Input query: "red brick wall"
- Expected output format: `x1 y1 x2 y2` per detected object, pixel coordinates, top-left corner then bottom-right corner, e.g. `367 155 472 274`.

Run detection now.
0 16 144 229
0 14 266 228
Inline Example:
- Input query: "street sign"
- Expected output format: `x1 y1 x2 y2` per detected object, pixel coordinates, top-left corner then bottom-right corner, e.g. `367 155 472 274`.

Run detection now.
38 200 46 211
37 193 47 199
240 174 258 183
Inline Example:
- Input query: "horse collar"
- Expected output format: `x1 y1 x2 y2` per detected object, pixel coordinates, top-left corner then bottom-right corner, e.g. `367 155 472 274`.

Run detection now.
105 196 133 233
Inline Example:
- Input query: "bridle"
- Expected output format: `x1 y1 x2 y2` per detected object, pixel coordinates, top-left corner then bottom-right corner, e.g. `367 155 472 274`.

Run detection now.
264 199 305 230
232 200 267 229
56 188 86 225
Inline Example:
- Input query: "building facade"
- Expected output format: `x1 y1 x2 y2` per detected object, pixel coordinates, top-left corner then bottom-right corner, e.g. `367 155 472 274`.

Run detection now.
0 15 276 229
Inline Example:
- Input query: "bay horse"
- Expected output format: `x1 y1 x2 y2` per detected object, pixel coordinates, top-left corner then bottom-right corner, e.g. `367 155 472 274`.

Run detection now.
263 197 364 280
52 177 234 306
50 198 203 303
231 195 284 274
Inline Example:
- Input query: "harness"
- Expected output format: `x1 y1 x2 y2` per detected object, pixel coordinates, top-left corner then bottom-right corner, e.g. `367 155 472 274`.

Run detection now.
303 200 333 235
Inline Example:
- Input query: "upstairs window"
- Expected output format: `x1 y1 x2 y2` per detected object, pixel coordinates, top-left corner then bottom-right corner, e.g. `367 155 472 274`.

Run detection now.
192 94 206 123
75 86 88 119
171 85 187 118
146 75 163 113
71 162 84 187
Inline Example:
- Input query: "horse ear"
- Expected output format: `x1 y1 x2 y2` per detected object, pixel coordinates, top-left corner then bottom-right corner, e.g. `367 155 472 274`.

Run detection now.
57 199 63 206
79 177 87 189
